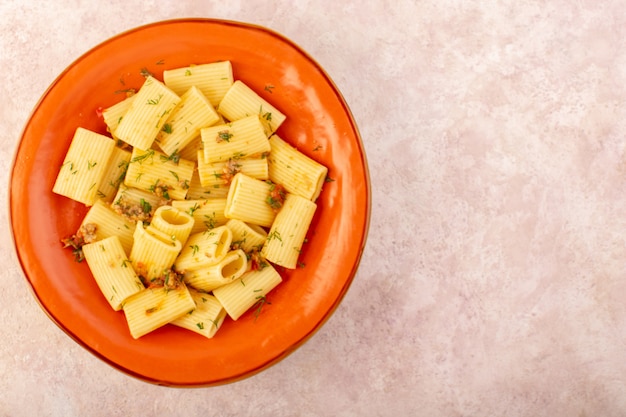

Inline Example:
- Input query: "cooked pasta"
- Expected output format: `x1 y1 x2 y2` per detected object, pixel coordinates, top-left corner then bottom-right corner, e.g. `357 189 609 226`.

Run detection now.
53 127 116 206
81 199 136 254
224 173 277 228
182 249 247 292
102 94 136 140
197 150 268 188
170 289 227 339
115 76 181 151
212 264 283 321
225 219 268 253
148 205 194 246
82 236 144 311
122 283 195 339
262 193 317 269
155 85 220 156
163 61 233 107
97 147 131 204
268 135 328 201
130 221 182 281
170 198 228 234
124 147 195 201
53 60 331 339
173 226 232 272
200 115 270 164
217 80 286 136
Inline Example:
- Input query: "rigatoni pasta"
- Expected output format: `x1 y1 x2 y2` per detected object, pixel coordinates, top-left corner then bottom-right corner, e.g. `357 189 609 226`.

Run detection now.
124 147 194 201
262 194 317 269
54 59 329 339
123 283 195 339
268 135 328 201
115 76 181 150
155 85 220 156
53 127 116 206
170 289 227 339
182 249 248 292
212 264 283 321
217 80 286 136
224 173 277 228
201 115 270 164
82 236 144 311
163 61 233 107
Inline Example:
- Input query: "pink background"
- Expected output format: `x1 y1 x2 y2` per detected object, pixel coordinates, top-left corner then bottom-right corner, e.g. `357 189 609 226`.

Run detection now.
2 1 626 416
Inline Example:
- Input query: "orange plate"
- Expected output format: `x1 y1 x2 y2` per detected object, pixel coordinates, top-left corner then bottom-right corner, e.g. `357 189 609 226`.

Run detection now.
9 19 370 387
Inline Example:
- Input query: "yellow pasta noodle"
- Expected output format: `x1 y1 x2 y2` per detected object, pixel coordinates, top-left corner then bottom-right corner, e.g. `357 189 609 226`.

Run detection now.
102 94 136 140
115 76 181 150
184 169 230 200
217 80 286 136
156 86 220 156
124 147 195 201
170 289 227 339
197 150 268 188
224 173 277 228
148 205 194 246
201 115 270 164
173 226 232 273
111 184 162 223
182 249 247 292
81 199 136 254
82 236 144 311
212 264 283 321
130 221 182 281
171 198 228 234
262 193 317 269
225 219 267 253
163 61 233 107
97 147 131 204
53 127 116 206
122 283 195 339
268 135 328 201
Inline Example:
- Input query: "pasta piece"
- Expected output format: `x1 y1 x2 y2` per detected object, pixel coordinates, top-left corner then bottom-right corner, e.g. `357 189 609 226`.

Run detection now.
111 184 162 223
212 264 282 321
81 199 136 254
53 127 116 206
97 147 131 203
171 198 228 234
156 86 220 156
201 115 270 164
102 95 136 140
124 147 194 201
225 219 268 253
268 135 328 201
130 221 182 281
183 249 247 292
170 289 227 339
123 283 195 339
148 205 194 246
217 80 286 136
173 226 232 273
224 173 277 228
82 236 144 311
197 150 268 188
262 193 317 269
115 76 181 150
177 134 203 162
184 169 230 200
163 61 234 107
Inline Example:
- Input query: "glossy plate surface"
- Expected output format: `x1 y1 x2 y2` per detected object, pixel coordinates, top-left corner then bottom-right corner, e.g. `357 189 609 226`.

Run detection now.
9 19 370 387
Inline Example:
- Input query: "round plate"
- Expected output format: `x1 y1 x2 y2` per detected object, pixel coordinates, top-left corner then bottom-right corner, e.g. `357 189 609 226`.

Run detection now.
9 18 370 387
